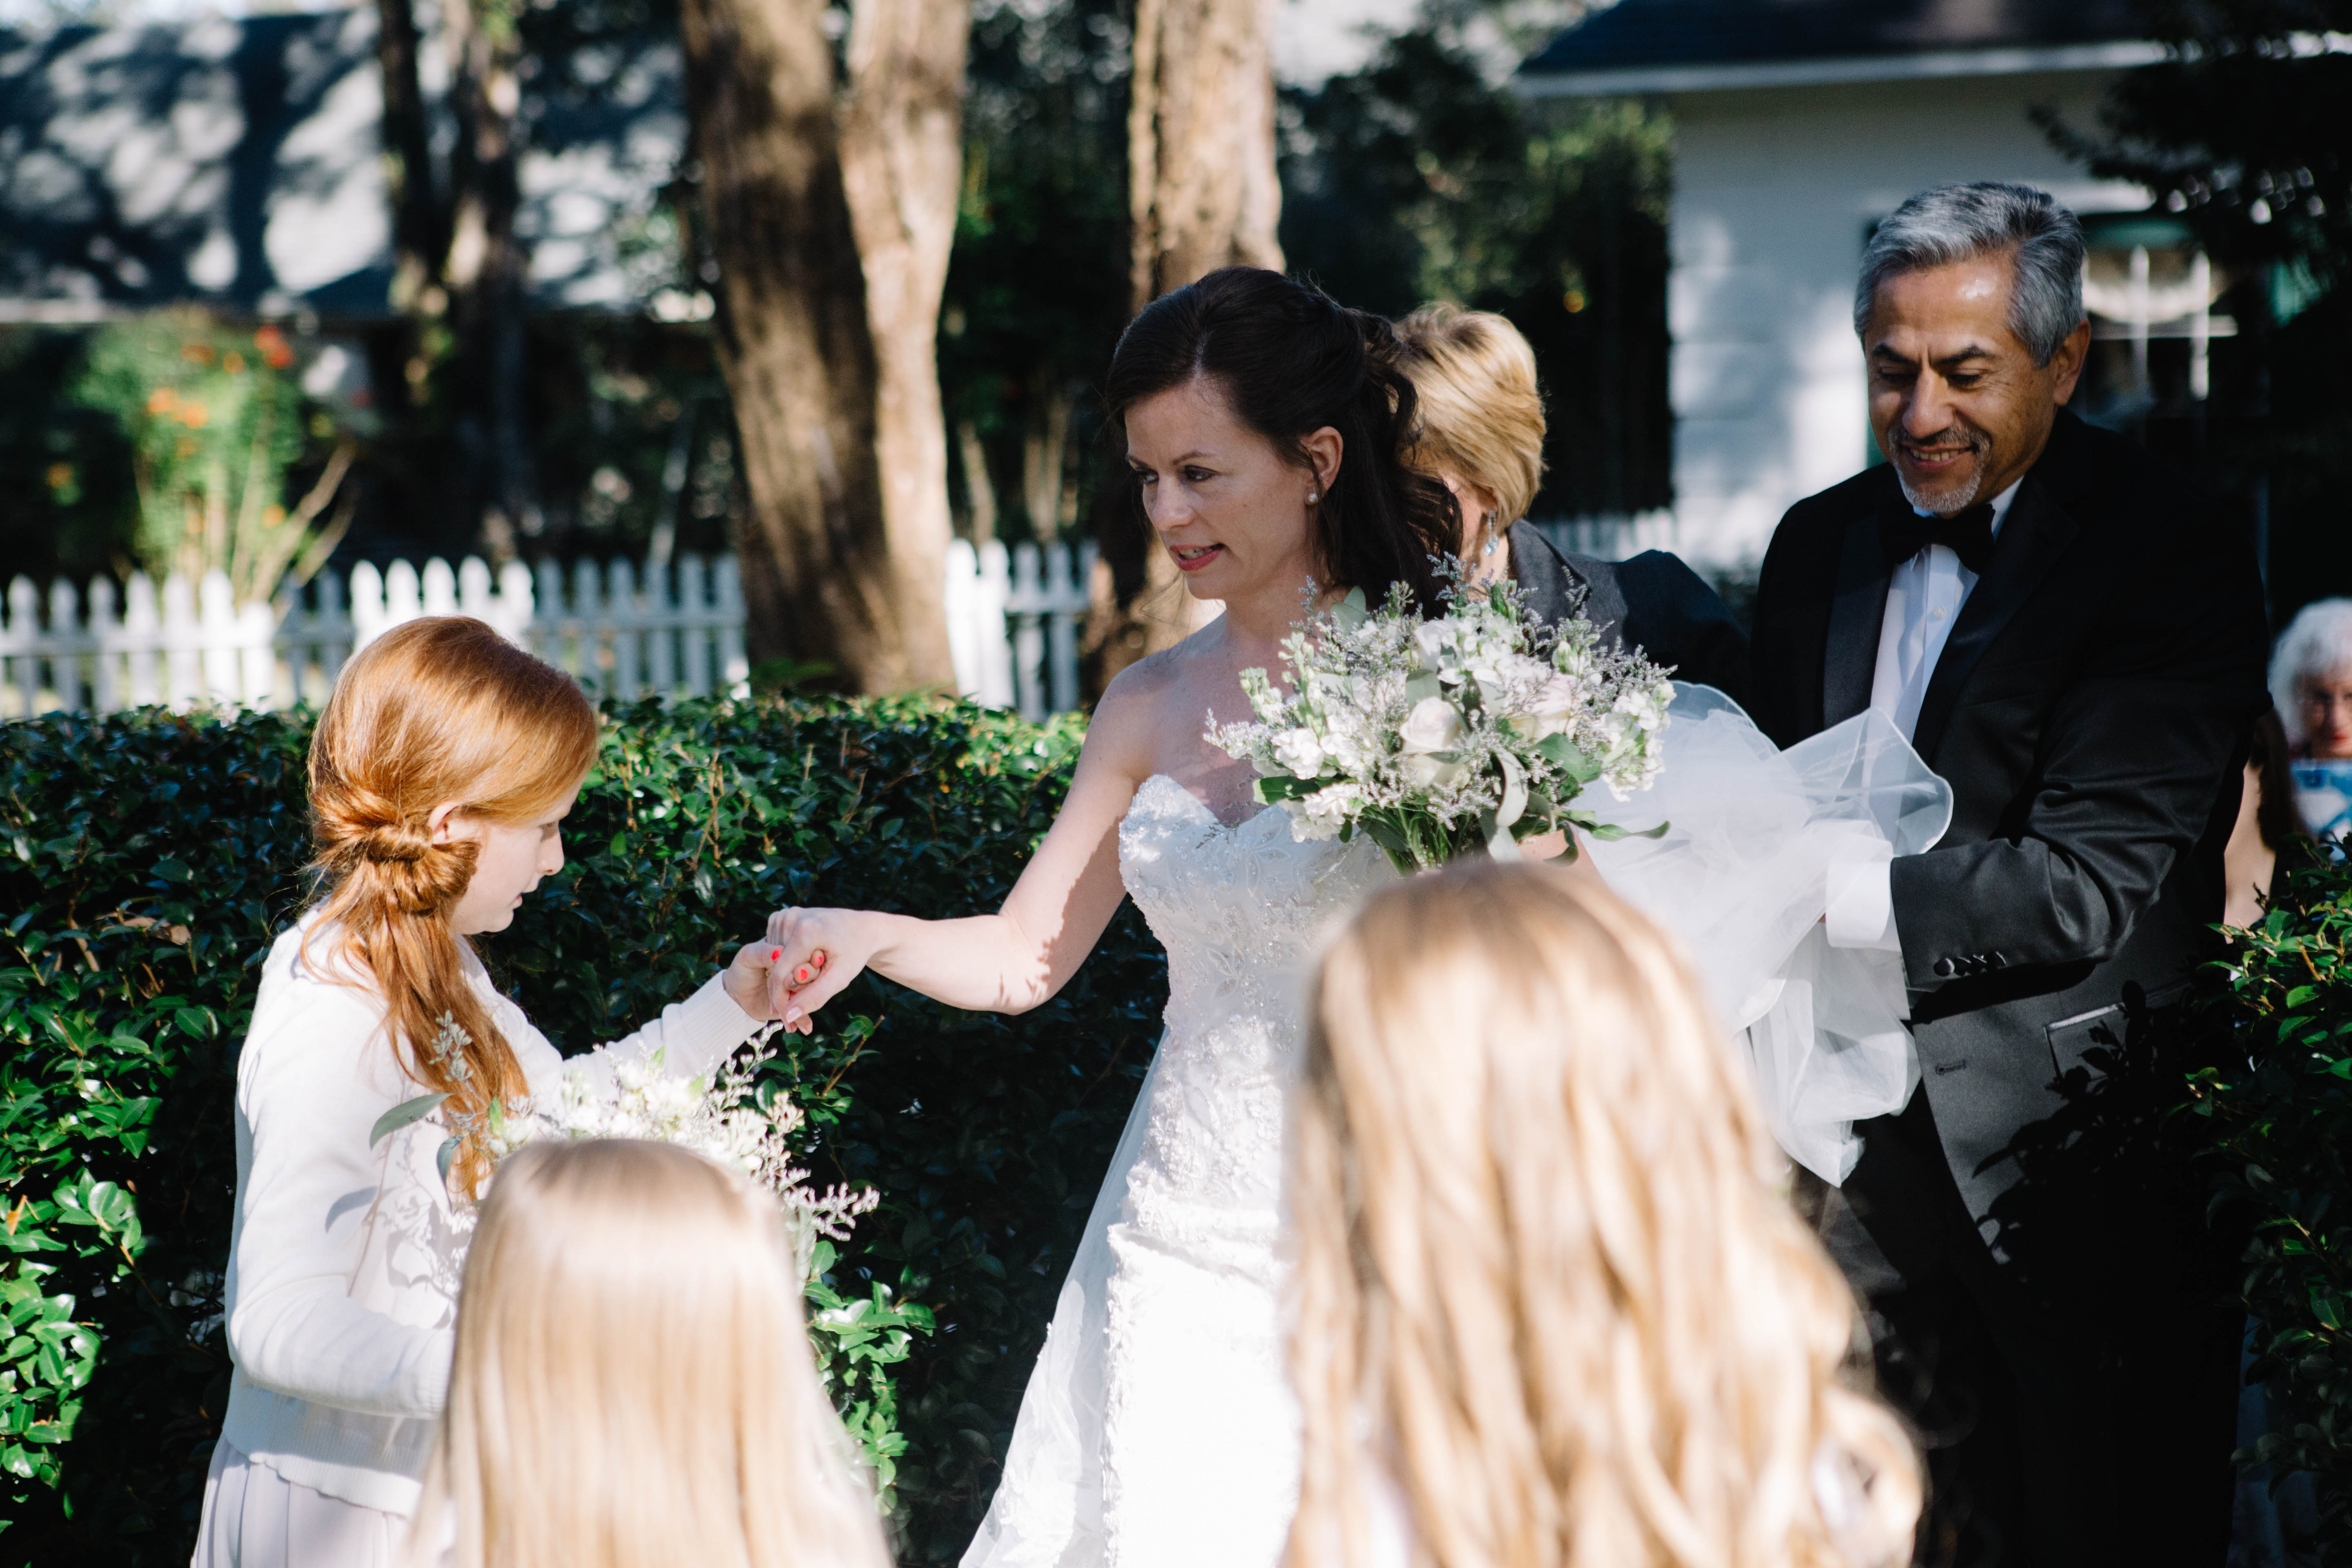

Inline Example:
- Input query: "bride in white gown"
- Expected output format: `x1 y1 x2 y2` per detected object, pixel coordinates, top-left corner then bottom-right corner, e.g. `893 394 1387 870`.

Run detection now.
764 268 1943 1568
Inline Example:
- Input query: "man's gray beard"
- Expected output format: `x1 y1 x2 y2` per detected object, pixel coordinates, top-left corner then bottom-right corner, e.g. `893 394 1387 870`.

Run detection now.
1895 452 1986 517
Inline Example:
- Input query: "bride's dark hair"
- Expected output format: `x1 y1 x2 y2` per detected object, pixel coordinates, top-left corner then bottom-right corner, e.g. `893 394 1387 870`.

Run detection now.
1104 267 1459 610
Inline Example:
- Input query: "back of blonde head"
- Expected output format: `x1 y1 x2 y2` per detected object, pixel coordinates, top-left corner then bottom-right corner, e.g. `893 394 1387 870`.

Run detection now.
408 1139 891 1568
1288 865 1919 1568
1393 304 1548 529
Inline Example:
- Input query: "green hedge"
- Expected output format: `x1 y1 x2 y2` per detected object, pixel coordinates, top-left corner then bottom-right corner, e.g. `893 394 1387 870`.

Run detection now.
2191 853 2352 1556
0 698 1161 1565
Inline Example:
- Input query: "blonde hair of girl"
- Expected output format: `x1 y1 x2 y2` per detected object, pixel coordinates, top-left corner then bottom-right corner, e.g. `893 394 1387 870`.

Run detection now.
406 1138 892 1568
1392 304 1548 539
1287 864 1921 1568
306 616 599 1192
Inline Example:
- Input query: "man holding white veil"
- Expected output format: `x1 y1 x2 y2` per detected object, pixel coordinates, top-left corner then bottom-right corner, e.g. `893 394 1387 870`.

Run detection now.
1750 183 2269 1566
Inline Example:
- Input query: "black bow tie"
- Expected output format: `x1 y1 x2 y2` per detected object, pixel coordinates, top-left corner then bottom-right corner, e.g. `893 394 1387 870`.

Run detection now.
1880 502 1996 574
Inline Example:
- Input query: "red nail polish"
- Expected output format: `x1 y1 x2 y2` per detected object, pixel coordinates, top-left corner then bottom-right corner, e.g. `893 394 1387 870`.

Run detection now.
769 948 782 962
795 967 812 984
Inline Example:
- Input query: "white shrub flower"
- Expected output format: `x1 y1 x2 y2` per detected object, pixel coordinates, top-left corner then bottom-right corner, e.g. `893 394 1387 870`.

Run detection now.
404 1030 886 1281
1272 727 1327 779
1290 780 1361 841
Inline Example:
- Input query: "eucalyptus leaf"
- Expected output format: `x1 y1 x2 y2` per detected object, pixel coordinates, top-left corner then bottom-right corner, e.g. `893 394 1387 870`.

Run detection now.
1495 751 1528 832
369 1092 448 1147
1252 775 1317 804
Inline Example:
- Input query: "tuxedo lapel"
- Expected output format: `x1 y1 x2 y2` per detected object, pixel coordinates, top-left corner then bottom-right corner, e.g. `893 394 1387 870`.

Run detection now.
1821 510 1894 728
1909 474 2079 762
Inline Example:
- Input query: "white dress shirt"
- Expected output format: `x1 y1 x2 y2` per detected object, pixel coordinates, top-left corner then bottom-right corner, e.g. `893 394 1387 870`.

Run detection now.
1824 478 2020 956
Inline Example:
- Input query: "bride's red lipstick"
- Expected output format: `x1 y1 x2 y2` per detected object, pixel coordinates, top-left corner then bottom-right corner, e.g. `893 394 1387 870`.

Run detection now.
1171 543 1224 573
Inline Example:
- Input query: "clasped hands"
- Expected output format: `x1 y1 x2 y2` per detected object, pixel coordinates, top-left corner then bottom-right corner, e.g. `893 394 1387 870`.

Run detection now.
713 906 862 1036
713 915 829 1029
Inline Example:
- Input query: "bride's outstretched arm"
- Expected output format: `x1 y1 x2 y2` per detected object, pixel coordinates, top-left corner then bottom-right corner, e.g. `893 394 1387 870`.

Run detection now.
763 685 1155 1031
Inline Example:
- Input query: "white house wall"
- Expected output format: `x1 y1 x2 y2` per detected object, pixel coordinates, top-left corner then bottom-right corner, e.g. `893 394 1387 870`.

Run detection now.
1665 70 2147 571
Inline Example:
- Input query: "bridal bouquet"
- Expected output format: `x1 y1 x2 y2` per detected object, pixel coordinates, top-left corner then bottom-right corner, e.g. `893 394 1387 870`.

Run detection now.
1206 575 1674 873
374 1016 878 1275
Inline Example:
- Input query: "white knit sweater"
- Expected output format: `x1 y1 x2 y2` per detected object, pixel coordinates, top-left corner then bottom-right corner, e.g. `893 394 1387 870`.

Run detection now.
218 913 764 1514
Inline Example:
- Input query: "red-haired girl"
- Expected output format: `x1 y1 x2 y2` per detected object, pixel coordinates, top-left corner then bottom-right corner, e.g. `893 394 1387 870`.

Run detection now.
192 617 793 1568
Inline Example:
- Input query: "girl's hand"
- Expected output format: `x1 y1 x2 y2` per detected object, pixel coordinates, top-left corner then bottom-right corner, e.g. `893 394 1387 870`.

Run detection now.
764 907 878 1035
722 940 789 1022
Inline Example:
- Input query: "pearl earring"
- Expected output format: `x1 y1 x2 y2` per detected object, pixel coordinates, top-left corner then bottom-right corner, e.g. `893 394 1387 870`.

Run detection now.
1481 511 1502 557
1307 491 1319 503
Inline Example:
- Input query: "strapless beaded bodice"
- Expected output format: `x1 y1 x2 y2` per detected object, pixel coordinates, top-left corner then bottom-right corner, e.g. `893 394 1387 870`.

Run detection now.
1120 774 1393 1029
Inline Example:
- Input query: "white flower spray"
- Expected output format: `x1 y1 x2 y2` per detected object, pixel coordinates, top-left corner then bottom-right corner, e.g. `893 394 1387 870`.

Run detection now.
373 1017 878 1281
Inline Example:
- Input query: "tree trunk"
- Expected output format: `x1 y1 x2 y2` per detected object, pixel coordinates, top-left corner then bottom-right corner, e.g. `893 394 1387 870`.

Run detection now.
679 0 955 693
837 0 969 690
1022 383 1071 543
1118 0 1281 662
373 0 442 314
1128 0 1283 305
957 418 998 543
441 0 536 560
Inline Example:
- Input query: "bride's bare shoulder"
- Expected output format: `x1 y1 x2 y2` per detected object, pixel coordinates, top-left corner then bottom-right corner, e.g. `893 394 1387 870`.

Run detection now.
1097 635 1210 721
1089 636 1221 772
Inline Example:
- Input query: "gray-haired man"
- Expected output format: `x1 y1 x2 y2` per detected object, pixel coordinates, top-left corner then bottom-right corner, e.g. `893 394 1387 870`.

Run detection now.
1751 183 2269 1564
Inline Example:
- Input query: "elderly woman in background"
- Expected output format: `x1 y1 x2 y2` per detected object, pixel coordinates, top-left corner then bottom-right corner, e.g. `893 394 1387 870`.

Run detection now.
2270 597 2352 845
1390 304 1750 702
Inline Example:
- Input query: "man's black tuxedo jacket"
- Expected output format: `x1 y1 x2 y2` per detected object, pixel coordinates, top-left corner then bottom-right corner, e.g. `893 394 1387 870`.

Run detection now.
1749 409 2269 1227
1509 521 1750 706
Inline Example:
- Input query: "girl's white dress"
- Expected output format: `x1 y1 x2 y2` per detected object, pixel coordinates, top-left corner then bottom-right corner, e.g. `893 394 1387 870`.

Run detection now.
960 686 1949 1568
192 913 764 1568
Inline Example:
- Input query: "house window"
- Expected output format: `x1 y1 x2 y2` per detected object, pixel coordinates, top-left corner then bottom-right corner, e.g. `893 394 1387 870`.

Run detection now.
2074 217 2239 429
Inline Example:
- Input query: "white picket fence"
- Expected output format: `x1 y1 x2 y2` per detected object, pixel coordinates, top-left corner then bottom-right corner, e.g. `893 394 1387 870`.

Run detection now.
946 539 1098 719
0 541 1099 722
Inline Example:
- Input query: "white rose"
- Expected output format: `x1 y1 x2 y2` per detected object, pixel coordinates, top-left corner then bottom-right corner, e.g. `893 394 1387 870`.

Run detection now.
1401 752 1469 789
1398 696 1466 755
1289 780 1360 841
1526 673 1582 737
1272 727 1326 779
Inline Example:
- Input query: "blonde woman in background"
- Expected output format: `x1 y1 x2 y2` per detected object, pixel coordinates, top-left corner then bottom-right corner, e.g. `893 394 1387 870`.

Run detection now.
1288 864 1922 1568
1390 304 1749 702
403 1138 890 1568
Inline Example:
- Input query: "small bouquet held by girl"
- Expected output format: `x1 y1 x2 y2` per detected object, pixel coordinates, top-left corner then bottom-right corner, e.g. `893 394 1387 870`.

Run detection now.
1208 570 1676 872
374 1018 877 1275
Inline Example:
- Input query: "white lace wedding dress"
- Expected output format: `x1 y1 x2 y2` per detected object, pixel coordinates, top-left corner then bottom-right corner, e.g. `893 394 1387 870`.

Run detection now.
961 771 1392 1568
960 689 1949 1568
